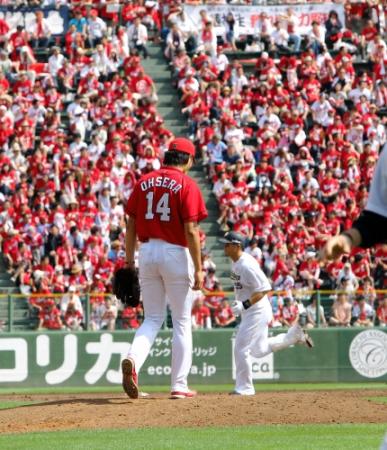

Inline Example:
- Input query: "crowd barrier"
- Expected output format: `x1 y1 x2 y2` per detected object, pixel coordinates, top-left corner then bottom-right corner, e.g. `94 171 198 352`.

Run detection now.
0 328 386 387
0 289 385 332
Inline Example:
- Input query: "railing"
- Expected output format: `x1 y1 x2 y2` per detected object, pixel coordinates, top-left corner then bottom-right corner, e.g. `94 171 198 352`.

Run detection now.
0 289 385 332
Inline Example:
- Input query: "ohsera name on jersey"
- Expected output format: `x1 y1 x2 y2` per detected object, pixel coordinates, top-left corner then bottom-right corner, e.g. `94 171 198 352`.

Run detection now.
140 176 182 194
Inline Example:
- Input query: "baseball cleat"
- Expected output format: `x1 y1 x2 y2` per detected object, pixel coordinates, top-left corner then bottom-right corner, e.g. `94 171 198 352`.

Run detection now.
139 391 150 398
229 390 243 396
121 357 139 399
302 330 314 348
229 390 255 396
170 389 197 399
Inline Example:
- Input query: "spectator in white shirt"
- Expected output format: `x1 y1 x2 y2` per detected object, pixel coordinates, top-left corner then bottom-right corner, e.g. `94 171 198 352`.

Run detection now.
299 169 320 191
244 238 263 263
213 171 233 199
60 286 84 317
87 10 107 48
254 11 273 51
88 132 105 161
337 263 359 293
69 134 87 161
348 80 372 103
98 187 112 214
27 98 46 125
224 125 244 150
127 16 148 59
212 47 229 74
28 10 52 49
308 21 326 55
280 8 301 52
311 93 334 126
92 44 110 79
367 34 387 62
48 47 65 78
165 24 186 59
172 9 197 48
258 106 281 132
231 65 248 95
271 21 290 52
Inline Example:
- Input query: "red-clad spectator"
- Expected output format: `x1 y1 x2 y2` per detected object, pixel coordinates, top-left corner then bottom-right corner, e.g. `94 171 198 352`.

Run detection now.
192 297 212 329
64 299 83 331
351 253 371 281
38 300 63 330
279 297 299 327
56 238 78 272
214 299 235 327
68 263 89 293
121 305 143 330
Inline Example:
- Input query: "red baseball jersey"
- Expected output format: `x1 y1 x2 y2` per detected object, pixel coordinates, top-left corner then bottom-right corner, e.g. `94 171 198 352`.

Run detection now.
126 166 208 247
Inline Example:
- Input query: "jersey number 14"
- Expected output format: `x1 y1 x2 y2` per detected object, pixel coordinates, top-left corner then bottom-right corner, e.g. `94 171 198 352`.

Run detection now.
145 192 171 221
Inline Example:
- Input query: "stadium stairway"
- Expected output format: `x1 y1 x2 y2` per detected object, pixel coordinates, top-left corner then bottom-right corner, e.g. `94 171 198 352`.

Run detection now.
142 44 232 290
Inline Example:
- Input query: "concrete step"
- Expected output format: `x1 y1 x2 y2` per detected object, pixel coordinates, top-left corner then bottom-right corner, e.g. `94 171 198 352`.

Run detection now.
157 108 183 120
162 118 187 125
0 280 15 288
0 311 29 320
202 210 218 219
0 274 12 281
151 75 173 83
155 84 179 95
200 222 222 234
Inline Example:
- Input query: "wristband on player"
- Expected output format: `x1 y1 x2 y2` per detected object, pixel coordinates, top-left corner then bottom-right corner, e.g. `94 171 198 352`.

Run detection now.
242 299 252 310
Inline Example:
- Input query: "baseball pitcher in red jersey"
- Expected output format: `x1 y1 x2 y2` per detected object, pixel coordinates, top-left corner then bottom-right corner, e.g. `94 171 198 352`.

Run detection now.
121 137 208 399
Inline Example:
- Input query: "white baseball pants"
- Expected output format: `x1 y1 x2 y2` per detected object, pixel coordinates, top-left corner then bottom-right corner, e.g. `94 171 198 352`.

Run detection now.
127 239 194 392
234 302 300 395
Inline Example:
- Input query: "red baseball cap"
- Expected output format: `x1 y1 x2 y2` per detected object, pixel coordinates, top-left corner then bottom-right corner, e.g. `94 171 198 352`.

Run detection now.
168 137 195 157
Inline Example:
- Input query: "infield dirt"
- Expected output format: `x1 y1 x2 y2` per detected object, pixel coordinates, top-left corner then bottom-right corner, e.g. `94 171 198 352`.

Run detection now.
0 390 386 433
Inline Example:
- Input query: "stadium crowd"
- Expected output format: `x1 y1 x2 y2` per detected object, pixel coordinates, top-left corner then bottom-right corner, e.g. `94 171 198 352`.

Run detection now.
163 0 387 328
0 1 385 330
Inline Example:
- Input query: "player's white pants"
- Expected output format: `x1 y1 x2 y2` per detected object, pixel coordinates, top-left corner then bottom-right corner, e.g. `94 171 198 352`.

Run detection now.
234 301 300 395
127 239 194 392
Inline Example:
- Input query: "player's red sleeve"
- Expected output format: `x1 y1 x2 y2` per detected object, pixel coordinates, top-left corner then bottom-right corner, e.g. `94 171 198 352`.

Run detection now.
181 179 208 223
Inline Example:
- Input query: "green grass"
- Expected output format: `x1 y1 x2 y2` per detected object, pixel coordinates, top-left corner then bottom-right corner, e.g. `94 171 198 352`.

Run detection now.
0 425 386 450
369 396 387 405
0 400 36 410
0 382 386 396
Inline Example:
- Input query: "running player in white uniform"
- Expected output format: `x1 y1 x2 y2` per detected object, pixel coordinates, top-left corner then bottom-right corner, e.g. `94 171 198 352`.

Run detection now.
220 231 313 396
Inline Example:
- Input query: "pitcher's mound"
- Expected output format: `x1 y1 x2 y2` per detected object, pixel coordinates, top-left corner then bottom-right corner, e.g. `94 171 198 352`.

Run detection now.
0 390 386 433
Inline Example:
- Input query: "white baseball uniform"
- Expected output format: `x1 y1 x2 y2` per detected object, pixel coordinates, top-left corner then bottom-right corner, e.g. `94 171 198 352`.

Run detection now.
232 252 304 395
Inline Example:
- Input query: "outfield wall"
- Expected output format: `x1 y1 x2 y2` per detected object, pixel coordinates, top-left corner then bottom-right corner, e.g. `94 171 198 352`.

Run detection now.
0 329 386 387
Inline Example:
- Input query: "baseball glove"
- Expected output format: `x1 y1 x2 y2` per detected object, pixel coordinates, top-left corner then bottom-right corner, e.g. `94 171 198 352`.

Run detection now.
112 267 141 307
